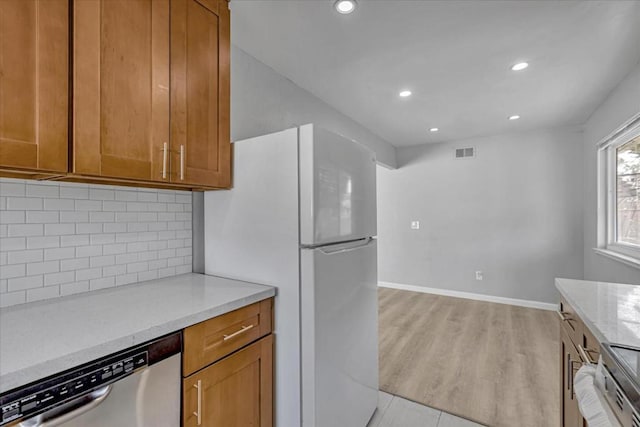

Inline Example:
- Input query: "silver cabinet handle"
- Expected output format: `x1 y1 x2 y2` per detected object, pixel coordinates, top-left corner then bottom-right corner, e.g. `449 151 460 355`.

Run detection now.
557 311 571 322
578 344 596 365
193 380 202 426
162 142 168 179
223 324 254 341
180 145 185 181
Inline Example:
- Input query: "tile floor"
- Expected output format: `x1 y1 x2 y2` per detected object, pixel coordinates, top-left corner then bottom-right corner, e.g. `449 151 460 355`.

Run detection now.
368 391 485 427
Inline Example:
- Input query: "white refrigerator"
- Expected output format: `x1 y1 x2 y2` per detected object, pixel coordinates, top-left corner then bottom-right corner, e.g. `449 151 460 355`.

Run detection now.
204 124 379 427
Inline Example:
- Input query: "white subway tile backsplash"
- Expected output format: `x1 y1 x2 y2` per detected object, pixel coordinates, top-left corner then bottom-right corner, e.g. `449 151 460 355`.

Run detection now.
137 192 157 202
1 264 26 279
76 223 102 234
27 211 60 224
76 267 102 281
90 212 114 223
45 223 75 236
59 186 88 200
90 276 115 290
60 258 89 272
75 245 102 257
115 273 138 286
45 271 75 286
75 200 102 211
60 211 89 223
44 198 74 211
1 211 25 224
27 261 59 276
115 191 137 202
61 235 89 247
8 198 43 211
2 237 26 251
27 286 61 302
103 223 127 233
8 250 43 265
90 255 115 268
44 247 75 261
0 178 192 307
8 275 43 292
9 224 43 237
26 184 59 198
103 201 127 212
1 182 25 196
27 236 60 249
103 264 126 277
0 291 26 307
89 188 115 200
138 270 158 282
127 262 148 273
60 281 90 296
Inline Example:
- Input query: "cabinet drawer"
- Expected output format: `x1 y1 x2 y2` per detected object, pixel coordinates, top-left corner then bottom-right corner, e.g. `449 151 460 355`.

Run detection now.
183 298 273 376
559 296 582 346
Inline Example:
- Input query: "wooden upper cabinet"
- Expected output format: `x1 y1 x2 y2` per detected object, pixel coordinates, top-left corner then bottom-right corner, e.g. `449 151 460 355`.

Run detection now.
170 0 231 188
0 0 68 175
73 0 170 183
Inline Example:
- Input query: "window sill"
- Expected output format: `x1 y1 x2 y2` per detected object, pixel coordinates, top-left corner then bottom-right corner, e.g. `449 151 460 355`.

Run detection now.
593 248 640 270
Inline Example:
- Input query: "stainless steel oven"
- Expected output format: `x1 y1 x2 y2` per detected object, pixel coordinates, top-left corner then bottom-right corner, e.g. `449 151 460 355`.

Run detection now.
576 343 640 427
0 333 181 427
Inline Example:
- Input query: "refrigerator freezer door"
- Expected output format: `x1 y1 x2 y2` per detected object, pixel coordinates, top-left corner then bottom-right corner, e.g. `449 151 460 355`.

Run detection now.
299 124 377 246
301 238 379 427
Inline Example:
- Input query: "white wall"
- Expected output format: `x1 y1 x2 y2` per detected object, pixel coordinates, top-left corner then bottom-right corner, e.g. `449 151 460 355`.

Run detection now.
230 46 397 169
583 62 640 284
377 128 584 304
0 178 192 307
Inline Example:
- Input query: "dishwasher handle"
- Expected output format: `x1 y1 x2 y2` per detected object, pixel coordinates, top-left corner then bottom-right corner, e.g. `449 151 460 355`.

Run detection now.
19 385 112 427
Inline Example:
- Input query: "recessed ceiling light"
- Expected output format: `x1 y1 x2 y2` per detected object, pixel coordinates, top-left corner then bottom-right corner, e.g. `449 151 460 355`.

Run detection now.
399 90 412 98
511 62 529 71
429 128 439 132
509 115 520 120
334 0 357 14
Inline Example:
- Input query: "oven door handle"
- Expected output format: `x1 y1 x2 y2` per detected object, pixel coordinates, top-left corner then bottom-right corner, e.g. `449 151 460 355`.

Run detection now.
19 385 112 427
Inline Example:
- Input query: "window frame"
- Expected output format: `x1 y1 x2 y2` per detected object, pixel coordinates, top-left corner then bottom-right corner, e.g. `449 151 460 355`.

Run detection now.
596 113 640 269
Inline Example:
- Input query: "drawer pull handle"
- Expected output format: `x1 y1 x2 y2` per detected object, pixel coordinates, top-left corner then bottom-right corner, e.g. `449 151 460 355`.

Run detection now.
223 324 254 341
557 311 572 322
193 379 202 425
578 344 596 365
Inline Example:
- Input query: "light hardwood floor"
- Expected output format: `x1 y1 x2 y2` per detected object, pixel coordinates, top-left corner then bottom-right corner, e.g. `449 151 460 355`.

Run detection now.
379 288 559 427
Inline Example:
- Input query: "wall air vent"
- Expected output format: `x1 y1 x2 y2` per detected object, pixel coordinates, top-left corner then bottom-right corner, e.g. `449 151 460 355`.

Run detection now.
455 147 475 159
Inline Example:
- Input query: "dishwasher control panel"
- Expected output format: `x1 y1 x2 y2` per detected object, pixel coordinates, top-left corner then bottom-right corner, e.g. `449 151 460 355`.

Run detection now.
0 350 147 426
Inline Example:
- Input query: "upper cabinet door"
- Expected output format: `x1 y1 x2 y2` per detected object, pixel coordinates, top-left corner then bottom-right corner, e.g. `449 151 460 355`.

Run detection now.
0 0 68 174
171 0 231 188
73 0 170 183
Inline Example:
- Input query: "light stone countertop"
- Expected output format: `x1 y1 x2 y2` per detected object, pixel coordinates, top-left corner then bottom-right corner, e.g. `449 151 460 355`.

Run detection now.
556 278 640 348
0 273 275 394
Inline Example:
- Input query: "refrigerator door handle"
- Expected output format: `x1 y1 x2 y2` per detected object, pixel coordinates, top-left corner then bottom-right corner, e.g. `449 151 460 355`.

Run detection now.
318 237 374 255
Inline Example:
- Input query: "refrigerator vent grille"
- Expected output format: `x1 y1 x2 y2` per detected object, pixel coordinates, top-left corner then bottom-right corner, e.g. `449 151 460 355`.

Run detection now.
455 147 475 159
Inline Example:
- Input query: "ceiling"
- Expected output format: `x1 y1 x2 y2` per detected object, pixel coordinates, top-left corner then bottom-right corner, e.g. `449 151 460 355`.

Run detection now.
231 0 640 147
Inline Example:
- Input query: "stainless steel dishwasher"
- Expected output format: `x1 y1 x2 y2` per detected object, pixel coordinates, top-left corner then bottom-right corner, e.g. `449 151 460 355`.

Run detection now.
0 333 181 427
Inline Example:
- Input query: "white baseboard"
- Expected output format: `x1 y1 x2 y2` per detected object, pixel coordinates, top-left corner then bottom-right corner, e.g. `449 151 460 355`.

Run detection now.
378 281 557 311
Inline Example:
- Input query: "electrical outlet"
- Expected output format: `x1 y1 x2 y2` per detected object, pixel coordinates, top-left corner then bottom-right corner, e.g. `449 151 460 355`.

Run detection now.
475 271 483 281
411 221 420 230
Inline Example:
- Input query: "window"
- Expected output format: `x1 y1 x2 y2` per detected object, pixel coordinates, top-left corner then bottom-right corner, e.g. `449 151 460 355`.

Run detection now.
597 114 640 267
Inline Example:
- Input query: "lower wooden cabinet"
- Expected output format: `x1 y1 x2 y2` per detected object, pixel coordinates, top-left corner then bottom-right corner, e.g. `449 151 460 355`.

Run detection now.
183 334 273 427
559 298 602 427
560 327 580 427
